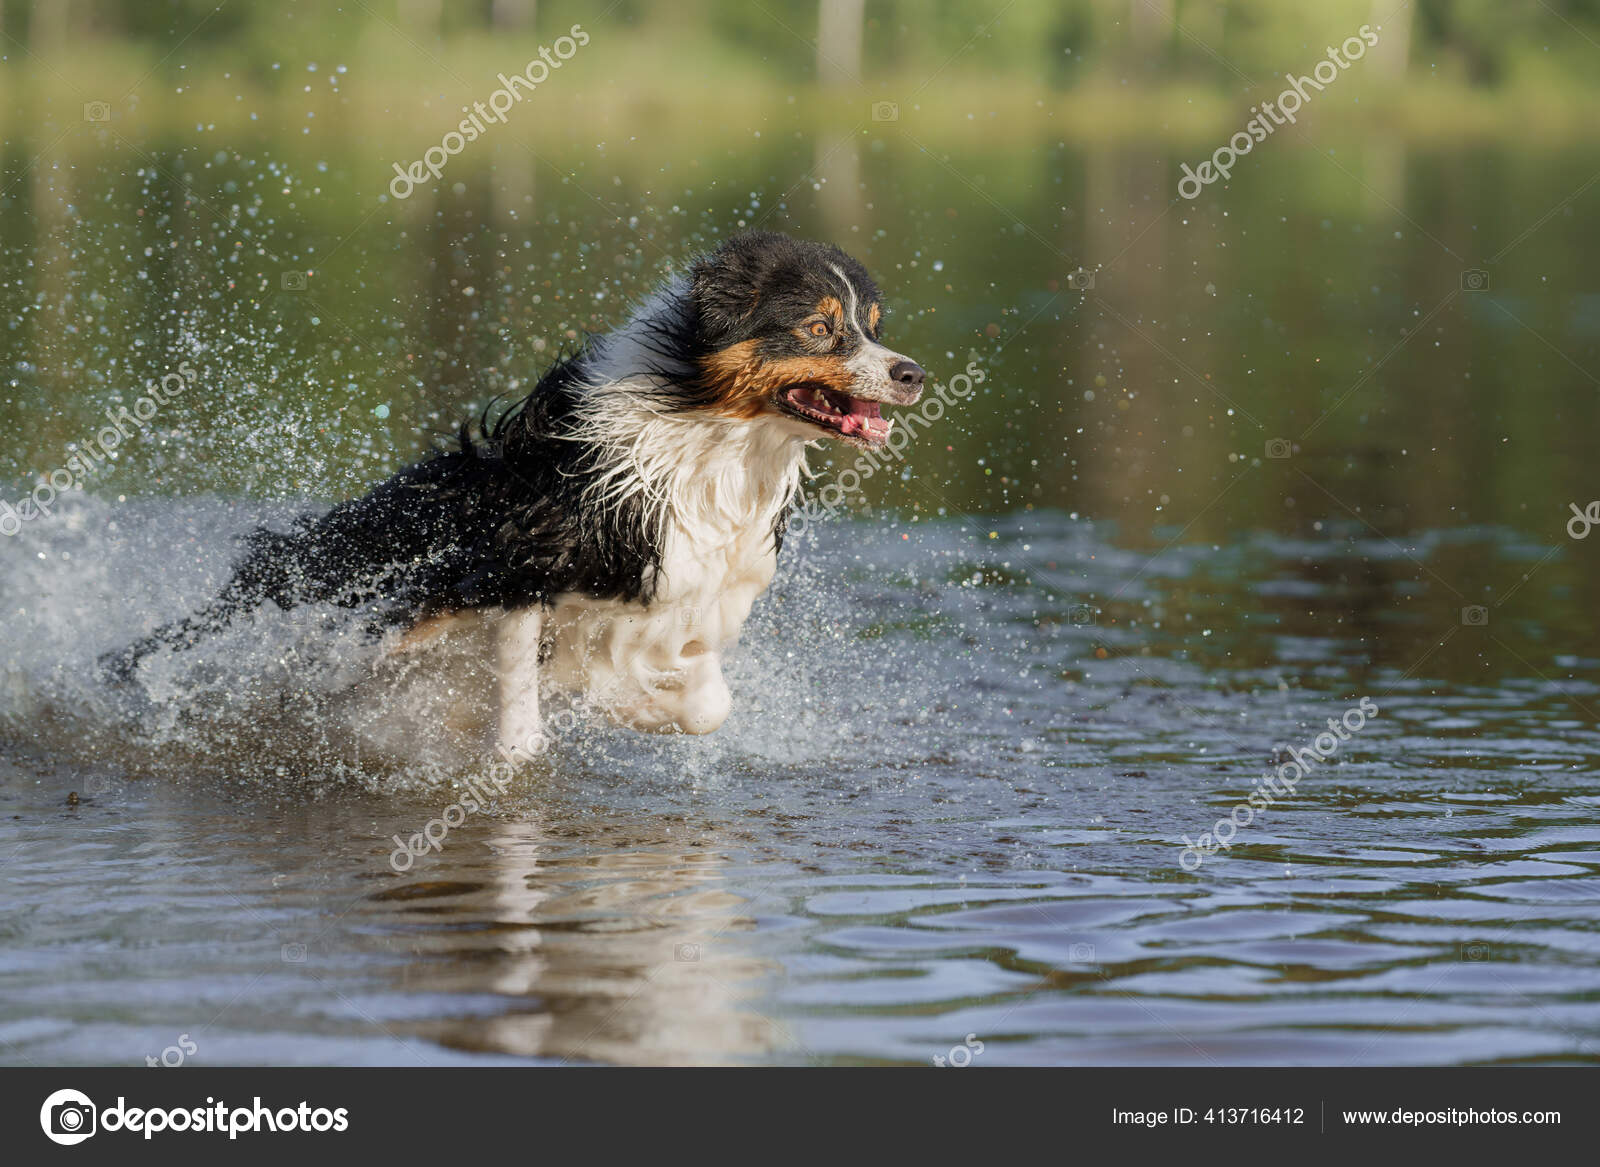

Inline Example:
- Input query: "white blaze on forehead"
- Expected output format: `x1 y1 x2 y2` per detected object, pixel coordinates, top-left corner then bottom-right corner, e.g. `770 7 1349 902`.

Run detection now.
828 262 902 377
826 262 871 342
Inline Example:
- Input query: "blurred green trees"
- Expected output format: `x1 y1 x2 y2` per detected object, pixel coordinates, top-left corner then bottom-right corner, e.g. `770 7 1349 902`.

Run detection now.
3 0 1599 95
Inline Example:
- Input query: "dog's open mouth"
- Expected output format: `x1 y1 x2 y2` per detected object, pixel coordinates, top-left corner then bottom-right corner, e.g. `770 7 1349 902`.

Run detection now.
782 384 892 444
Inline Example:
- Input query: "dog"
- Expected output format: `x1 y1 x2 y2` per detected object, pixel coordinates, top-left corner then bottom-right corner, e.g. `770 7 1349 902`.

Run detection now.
102 232 926 752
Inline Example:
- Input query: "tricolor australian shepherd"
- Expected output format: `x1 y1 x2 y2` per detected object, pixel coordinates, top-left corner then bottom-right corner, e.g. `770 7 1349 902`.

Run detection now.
104 232 926 753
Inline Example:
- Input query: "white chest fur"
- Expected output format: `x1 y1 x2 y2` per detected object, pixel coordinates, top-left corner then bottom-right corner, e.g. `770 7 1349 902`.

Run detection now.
496 413 804 748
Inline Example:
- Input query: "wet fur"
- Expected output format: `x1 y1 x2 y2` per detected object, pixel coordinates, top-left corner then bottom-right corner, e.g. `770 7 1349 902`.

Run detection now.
102 232 917 740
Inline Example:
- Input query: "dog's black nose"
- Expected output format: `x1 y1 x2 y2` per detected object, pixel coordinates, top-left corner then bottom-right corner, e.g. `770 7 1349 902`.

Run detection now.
890 359 925 388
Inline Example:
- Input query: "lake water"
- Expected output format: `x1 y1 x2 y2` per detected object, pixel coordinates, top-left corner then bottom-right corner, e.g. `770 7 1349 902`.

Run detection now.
2 122 1599 1065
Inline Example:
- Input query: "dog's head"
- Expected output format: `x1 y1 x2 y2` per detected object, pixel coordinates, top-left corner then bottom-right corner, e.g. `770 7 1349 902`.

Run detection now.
687 232 925 448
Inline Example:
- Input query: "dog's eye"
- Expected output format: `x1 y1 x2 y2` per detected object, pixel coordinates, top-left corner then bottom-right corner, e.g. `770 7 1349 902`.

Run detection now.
807 319 832 338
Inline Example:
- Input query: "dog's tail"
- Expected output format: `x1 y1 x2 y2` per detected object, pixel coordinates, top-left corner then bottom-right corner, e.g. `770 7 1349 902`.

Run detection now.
98 449 506 684
97 525 333 682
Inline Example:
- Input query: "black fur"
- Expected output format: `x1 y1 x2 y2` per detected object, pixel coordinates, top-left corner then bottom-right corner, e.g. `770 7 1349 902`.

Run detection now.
688 231 879 354
100 231 881 681
99 342 652 679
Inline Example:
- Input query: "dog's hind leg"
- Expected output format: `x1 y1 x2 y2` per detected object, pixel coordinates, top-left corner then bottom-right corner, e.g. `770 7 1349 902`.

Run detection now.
494 606 544 760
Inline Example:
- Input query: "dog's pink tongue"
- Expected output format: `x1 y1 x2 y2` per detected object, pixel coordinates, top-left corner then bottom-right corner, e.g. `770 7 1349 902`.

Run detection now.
839 399 889 440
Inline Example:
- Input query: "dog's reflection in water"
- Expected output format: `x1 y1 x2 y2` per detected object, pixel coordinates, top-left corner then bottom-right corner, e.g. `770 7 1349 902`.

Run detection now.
363 812 785 1066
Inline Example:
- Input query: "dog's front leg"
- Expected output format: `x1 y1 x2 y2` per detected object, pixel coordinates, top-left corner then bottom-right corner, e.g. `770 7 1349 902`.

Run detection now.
608 650 733 736
495 606 544 758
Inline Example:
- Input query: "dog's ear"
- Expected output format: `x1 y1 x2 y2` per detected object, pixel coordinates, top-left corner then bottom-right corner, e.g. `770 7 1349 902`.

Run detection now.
690 232 791 344
689 268 752 344
689 252 757 343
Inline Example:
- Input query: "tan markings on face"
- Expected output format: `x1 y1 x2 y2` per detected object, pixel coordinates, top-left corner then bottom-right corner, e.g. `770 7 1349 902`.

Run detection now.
699 340 855 419
867 302 881 334
800 295 845 341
